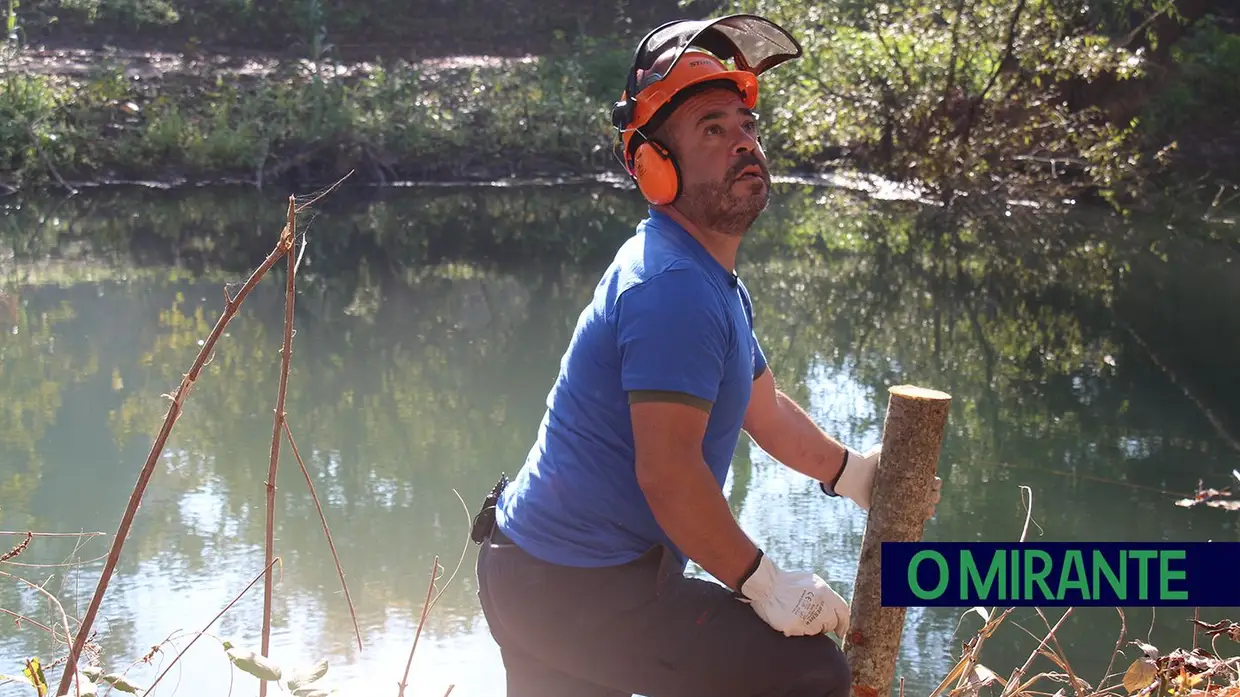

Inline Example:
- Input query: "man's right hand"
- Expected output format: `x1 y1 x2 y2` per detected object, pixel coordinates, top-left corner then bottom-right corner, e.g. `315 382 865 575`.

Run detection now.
738 552 851 640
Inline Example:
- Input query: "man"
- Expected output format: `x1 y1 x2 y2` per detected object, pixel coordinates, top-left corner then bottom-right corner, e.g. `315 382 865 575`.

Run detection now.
471 15 942 697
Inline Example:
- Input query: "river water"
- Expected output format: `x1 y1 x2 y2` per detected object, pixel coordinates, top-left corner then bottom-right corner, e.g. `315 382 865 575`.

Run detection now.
1 182 1238 697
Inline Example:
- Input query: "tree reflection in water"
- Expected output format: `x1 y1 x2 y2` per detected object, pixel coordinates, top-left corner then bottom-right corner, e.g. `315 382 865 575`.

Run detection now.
1 184 1237 696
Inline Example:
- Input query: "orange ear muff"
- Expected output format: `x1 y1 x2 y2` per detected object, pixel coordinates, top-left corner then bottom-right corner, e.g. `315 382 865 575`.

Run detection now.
631 139 681 206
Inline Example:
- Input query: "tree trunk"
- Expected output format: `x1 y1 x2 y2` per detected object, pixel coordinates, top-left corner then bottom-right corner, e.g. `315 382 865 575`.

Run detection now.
845 385 953 697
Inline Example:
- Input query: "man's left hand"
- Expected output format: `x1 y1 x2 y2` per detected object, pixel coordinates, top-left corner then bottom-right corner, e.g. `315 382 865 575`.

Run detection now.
828 447 942 520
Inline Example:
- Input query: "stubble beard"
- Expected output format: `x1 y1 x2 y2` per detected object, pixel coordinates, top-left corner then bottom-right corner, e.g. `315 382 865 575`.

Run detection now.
679 177 770 237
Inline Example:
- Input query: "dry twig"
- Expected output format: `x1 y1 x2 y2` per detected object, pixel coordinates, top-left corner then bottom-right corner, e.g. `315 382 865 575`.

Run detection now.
144 557 282 697
0 570 78 695
1 532 32 562
261 196 299 697
397 555 441 697
283 420 364 650
50 178 349 697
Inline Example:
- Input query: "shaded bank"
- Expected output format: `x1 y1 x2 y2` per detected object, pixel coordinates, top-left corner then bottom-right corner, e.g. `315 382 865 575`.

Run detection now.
3 0 1239 208
12 0 702 60
0 46 631 193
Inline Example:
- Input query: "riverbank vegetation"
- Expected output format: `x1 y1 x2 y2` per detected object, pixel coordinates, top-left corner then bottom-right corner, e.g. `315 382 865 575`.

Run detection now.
0 42 628 191
2 0 1238 210
728 0 1240 208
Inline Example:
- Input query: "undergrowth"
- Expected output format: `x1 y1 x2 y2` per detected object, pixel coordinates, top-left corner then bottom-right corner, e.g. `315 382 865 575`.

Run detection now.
0 45 626 192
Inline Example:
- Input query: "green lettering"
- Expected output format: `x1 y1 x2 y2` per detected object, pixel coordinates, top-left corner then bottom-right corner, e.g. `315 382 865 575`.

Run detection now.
1057 550 1091 600
1010 549 1019 601
1093 550 1126 600
962 550 1005 602
1160 550 1188 601
1024 550 1054 601
1130 550 1158 600
909 551 949 600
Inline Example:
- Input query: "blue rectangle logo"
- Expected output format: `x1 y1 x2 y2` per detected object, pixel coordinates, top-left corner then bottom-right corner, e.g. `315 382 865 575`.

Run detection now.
880 542 1240 607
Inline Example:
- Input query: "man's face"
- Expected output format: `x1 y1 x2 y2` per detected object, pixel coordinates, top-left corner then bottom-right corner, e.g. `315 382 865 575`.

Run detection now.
663 86 771 237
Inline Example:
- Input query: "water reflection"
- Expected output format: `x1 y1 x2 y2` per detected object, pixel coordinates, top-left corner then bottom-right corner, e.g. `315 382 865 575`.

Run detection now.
1 185 1238 697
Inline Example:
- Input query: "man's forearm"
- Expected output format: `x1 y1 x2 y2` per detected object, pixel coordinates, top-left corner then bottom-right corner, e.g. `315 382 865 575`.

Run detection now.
749 390 849 484
637 454 760 590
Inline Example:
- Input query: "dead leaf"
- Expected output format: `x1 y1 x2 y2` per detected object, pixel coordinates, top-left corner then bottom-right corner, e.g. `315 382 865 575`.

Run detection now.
952 664 1004 697
1123 658 1159 694
1131 640 1160 659
1192 619 1240 643
1166 647 1221 673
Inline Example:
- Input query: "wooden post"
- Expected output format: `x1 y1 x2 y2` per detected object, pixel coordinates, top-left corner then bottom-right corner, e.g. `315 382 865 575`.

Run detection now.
845 385 952 697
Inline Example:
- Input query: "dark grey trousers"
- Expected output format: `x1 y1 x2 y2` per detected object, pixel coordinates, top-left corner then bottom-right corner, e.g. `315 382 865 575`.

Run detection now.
475 531 852 697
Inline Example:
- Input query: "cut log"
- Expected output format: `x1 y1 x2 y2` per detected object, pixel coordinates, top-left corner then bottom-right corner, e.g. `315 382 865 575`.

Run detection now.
845 385 952 697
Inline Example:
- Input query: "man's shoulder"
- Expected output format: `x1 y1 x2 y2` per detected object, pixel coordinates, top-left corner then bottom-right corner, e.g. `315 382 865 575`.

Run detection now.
605 232 722 309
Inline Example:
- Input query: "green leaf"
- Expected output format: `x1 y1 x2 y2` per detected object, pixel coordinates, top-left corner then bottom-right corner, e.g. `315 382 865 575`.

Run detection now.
286 658 329 692
222 643 282 682
23 658 47 697
57 672 98 697
78 667 102 681
99 673 143 694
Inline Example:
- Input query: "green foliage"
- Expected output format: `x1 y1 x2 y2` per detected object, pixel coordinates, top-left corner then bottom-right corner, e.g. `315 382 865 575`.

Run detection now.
724 0 1155 204
1141 14 1240 141
223 639 284 681
0 52 623 190
3 645 337 696
16 0 671 58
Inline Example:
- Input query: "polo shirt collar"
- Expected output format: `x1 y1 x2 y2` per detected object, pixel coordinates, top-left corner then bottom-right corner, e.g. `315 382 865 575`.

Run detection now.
644 208 737 287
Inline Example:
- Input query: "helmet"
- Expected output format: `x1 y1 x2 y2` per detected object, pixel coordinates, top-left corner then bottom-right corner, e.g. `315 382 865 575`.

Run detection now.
610 14 803 205
623 49 759 138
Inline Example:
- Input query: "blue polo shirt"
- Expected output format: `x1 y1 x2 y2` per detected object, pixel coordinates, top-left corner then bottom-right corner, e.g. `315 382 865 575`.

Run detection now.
494 209 768 569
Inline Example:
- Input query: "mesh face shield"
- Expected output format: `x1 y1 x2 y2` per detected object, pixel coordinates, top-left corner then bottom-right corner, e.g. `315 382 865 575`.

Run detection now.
610 14 803 132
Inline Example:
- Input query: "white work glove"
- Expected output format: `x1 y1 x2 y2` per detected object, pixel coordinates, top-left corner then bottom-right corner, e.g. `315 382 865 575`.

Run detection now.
738 552 851 640
826 446 942 519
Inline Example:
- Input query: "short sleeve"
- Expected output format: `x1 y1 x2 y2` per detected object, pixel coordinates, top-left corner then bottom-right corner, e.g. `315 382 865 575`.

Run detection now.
614 270 728 404
752 329 768 380
737 279 767 380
